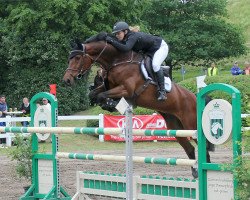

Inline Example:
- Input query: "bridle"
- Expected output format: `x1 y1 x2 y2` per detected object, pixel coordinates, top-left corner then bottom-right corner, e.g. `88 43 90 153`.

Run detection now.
66 42 108 79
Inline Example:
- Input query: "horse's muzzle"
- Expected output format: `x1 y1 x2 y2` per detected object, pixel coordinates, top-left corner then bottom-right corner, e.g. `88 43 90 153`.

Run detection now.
63 78 73 86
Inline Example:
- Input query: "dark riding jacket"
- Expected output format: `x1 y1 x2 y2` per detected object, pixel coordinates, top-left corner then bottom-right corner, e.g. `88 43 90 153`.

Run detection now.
110 31 162 58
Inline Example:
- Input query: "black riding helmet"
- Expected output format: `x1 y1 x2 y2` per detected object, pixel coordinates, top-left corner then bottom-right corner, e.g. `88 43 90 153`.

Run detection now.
112 21 129 34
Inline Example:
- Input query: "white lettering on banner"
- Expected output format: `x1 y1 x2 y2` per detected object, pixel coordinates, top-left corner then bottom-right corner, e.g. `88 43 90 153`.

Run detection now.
117 117 143 129
156 119 166 128
146 119 167 129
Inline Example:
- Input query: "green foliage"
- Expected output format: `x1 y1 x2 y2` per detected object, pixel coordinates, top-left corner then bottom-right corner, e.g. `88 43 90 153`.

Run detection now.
179 75 250 113
235 115 250 199
144 0 246 63
0 0 149 115
0 0 247 115
8 134 32 181
227 0 250 48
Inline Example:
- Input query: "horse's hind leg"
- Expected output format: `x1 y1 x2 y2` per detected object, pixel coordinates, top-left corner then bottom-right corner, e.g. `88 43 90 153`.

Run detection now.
176 137 198 178
193 139 211 163
159 112 198 178
175 137 196 159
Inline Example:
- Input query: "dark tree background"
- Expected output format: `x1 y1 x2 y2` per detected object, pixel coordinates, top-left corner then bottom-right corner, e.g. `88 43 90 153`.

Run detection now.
0 0 245 114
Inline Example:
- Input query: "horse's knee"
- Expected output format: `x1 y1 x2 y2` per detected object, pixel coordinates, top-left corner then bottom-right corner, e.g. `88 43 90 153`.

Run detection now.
97 92 107 103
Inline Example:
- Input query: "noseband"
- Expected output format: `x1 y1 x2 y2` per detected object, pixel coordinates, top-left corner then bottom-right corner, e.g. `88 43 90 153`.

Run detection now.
66 43 107 79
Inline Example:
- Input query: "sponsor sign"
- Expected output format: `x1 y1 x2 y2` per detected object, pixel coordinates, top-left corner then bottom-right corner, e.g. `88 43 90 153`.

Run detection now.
104 114 175 141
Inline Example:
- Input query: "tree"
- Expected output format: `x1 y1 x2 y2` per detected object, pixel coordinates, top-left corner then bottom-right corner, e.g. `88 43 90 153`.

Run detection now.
0 0 148 114
143 0 246 65
0 0 246 114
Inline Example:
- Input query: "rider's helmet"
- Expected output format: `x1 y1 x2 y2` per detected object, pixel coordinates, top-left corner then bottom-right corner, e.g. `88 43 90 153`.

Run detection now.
112 21 129 34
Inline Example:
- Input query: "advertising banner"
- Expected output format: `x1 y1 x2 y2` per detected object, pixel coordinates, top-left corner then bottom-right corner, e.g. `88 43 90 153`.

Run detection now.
104 114 175 141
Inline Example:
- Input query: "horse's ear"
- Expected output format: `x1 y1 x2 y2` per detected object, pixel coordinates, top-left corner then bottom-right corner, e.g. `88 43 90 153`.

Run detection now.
77 42 83 51
74 38 83 51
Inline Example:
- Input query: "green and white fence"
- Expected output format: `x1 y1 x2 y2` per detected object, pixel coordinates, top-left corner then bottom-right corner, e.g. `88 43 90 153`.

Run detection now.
73 172 198 200
0 83 242 200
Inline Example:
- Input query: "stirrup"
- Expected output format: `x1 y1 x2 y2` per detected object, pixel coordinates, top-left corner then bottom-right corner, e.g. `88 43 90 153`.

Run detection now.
157 91 167 101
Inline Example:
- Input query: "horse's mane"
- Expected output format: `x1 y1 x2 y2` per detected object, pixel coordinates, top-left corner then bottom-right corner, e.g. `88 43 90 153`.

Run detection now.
84 32 114 43
69 32 113 59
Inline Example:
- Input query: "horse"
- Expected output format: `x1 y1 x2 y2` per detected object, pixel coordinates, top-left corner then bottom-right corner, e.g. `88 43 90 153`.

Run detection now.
63 33 211 178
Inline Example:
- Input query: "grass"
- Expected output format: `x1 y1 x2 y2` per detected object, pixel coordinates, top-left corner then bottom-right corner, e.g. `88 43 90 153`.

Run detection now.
0 134 181 155
227 0 250 48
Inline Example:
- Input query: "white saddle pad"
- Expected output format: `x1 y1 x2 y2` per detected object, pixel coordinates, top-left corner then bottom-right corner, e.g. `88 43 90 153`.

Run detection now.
141 62 172 92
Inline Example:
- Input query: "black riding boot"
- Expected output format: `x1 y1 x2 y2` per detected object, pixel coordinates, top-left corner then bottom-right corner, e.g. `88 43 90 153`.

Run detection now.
155 69 167 101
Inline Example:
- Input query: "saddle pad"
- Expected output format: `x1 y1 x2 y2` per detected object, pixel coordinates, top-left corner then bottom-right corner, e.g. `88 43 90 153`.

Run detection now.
140 62 172 92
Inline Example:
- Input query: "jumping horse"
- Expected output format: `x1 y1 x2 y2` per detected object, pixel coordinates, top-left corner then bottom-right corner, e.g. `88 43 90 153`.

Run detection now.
63 33 211 178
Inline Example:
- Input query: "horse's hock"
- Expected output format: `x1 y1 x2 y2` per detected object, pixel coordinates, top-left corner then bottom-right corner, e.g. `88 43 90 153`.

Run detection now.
0 83 241 200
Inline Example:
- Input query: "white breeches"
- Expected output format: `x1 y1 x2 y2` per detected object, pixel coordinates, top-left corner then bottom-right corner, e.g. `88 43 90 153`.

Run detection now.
152 40 169 72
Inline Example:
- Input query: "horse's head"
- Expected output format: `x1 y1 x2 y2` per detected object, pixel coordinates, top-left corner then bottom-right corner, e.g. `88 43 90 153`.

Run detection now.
63 42 93 86
63 32 109 86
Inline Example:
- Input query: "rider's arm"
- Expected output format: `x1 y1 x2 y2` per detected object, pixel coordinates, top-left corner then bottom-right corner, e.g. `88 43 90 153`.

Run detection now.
107 35 138 52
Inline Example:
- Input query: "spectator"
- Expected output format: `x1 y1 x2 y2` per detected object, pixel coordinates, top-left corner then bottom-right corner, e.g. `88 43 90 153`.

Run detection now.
231 61 242 75
0 95 7 145
93 68 104 89
42 98 51 110
20 97 30 127
207 62 218 76
244 61 250 75
0 95 7 127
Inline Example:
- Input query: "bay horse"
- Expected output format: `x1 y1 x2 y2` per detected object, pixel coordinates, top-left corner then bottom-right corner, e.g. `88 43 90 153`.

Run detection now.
63 33 211 178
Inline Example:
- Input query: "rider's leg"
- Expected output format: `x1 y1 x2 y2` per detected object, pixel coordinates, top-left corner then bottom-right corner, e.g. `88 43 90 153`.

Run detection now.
155 68 167 100
152 40 169 101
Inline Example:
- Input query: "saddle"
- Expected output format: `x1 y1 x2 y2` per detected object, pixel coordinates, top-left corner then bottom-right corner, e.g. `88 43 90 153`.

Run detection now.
141 56 172 81
140 56 172 92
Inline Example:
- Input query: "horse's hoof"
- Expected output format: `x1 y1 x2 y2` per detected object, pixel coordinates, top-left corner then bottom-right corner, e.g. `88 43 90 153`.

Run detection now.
100 105 116 112
191 167 198 179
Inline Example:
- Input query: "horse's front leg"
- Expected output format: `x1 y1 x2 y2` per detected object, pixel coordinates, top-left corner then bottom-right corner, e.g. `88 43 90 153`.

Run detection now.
89 84 106 105
97 85 129 111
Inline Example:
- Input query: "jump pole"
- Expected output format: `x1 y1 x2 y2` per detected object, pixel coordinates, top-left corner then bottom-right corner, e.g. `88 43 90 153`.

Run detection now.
16 83 242 200
0 126 197 138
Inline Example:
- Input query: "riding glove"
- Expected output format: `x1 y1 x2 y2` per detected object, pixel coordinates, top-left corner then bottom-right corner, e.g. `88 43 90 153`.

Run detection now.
106 36 114 44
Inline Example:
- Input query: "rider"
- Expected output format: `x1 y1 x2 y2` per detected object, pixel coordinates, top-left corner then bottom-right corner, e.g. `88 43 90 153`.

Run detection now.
106 21 169 101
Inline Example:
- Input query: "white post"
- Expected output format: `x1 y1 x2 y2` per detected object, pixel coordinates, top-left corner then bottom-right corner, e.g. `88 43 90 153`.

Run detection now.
6 115 12 147
98 114 104 142
125 106 133 200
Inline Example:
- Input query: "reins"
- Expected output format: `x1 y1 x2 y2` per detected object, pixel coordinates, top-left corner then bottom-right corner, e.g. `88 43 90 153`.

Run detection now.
112 51 141 68
66 42 108 79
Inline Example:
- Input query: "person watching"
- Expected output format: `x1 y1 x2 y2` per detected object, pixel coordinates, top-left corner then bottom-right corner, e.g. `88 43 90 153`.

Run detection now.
20 97 30 127
42 98 51 110
0 95 7 145
231 61 242 75
243 61 250 75
207 63 218 76
0 95 7 127
94 68 104 89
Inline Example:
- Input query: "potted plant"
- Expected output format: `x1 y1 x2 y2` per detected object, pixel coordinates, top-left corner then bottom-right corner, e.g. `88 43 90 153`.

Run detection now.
8 133 32 190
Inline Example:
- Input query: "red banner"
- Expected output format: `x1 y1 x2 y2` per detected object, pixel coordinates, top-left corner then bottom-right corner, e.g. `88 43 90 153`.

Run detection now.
104 114 175 141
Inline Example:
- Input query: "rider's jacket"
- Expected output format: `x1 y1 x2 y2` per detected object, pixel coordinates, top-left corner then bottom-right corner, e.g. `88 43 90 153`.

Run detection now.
110 31 162 58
